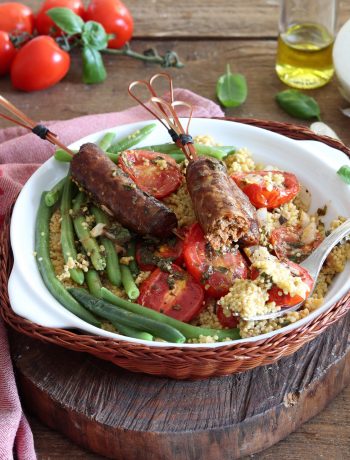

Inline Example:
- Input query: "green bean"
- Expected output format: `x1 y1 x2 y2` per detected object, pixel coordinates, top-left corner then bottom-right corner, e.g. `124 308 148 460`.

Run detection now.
120 263 139 300
44 177 66 207
98 132 115 151
86 270 103 298
60 176 84 285
91 206 121 287
126 240 139 277
112 322 153 341
101 287 240 341
195 144 236 159
136 143 179 154
69 288 185 343
107 123 157 153
35 193 100 327
72 192 106 271
136 143 236 161
54 149 77 162
55 138 116 161
105 152 120 163
54 148 120 164
166 152 185 163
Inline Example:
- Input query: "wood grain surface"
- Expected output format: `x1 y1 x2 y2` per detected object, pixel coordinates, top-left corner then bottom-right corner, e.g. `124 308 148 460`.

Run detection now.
3 0 350 38
9 311 350 459
1 0 350 458
1 39 350 145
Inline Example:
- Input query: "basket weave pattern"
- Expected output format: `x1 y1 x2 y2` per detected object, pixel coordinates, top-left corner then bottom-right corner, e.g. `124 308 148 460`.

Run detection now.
1 118 350 380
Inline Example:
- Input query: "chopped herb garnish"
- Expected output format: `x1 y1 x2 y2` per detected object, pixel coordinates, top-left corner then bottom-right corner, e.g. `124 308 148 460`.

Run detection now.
317 205 327 216
217 266 229 273
167 275 176 290
288 241 303 249
279 215 288 225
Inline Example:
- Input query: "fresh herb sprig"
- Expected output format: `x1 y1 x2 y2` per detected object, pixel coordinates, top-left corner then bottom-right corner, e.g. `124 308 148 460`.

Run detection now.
47 7 184 84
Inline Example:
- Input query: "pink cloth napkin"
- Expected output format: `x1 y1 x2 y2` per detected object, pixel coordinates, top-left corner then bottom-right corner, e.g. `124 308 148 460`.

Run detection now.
0 88 224 460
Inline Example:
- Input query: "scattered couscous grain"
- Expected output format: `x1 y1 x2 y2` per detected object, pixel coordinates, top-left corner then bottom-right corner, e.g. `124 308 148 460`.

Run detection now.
163 182 196 227
193 134 220 146
219 279 279 319
225 147 255 173
120 256 134 265
135 271 151 286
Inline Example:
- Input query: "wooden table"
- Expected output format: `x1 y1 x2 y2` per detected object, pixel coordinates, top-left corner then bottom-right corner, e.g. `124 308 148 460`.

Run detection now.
1 1 350 458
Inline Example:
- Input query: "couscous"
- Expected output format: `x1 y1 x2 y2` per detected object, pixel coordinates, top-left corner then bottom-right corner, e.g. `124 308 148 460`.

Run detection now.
41 134 350 343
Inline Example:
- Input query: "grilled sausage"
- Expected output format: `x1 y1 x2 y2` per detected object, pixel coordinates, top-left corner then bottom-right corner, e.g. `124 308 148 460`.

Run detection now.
71 143 178 237
186 156 259 250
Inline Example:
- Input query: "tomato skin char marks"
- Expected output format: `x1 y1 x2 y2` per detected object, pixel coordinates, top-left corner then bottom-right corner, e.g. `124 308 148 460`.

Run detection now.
138 264 204 322
183 223 248 299
118 150 183 199
232 171 300 209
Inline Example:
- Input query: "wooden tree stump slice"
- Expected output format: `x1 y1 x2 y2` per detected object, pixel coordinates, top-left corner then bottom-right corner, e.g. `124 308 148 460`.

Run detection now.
9 310 350 460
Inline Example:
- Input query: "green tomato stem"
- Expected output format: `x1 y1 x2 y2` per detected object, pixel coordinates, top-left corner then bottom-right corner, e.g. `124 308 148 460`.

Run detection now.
102 44 184 68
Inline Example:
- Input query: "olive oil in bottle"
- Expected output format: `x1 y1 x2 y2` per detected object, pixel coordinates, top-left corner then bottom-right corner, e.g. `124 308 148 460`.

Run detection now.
276 22 334 89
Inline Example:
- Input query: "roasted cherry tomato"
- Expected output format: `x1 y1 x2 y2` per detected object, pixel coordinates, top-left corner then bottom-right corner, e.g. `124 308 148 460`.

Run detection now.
84 0 133 49
10 36 70 91
183 223 248 299
36 0 85 36
138 264 204 322
0 31 16 76
118 150 182 199
232 171 300 209
136 235 184 271
270 225 323 263
250 261 313 307
216 304 239 328
0 2 34 34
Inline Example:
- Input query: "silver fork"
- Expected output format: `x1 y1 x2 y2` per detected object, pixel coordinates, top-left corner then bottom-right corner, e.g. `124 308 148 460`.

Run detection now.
241 218 350 322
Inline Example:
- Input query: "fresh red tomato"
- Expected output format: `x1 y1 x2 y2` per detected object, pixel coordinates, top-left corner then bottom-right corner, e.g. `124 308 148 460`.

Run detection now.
0 31 16 76
0 3 34 34
36 0 85 36
232 171 300 209
270 225 323 263
118 150 182 199
84 0 133 48
138 264 204 322
216 304 239 328
250 261 313 308
136 235 184 271
183 223 248 299
10 36 70 91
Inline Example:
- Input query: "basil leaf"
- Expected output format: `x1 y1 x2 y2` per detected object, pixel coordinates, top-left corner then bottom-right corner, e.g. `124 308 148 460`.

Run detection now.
82 21 108 50
82 46 107 84
216 64 247 108
276 89 321 120
46 7 84 35
337 165 350 184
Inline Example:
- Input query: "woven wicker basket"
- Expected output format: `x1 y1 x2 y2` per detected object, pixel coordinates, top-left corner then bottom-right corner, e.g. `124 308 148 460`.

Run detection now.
1 118 350 380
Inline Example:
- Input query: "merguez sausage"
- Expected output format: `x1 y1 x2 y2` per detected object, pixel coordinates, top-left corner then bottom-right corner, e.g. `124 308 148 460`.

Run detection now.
186 156 259 250
71 143 178 237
